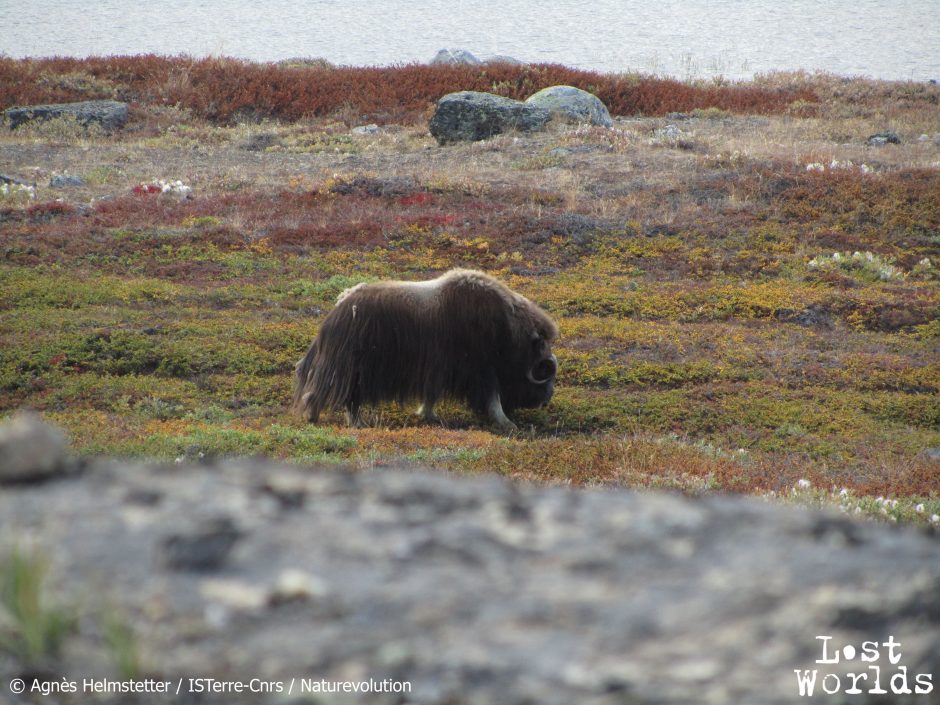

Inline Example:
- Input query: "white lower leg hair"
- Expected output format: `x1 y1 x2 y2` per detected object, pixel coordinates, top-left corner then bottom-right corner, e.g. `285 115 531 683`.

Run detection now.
486 393 517 431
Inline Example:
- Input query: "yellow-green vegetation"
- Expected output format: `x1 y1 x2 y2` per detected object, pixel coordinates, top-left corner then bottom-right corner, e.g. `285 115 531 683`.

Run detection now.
0 548 74 665
0 549 149 678
1 69 938 524
101 608 141 680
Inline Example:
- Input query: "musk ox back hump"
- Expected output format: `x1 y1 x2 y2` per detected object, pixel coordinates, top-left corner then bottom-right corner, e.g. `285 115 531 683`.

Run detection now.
292 269 558 428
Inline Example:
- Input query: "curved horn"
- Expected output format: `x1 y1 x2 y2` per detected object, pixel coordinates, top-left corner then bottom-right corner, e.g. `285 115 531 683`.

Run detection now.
527 354 557 384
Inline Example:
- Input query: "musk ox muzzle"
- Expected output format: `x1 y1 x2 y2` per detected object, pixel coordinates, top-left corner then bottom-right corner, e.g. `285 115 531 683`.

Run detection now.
292 269 559 431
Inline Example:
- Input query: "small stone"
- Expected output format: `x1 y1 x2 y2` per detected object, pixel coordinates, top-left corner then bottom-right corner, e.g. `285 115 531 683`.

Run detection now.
201 579 268 612
351 124 380 135
0 411 70 484
269 569 329 605
49 174 86 188
866 131 900 146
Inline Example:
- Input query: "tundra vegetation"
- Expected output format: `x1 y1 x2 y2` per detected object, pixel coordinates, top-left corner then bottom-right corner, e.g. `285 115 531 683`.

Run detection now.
0 56 938 523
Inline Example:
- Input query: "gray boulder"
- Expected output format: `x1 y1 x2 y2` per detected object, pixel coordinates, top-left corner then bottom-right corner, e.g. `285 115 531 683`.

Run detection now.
430 48 481 65
2 454 940 704
0 412 70 484
486 54 523 64
525 85 613 127
429 90 551 144
4 99 128 132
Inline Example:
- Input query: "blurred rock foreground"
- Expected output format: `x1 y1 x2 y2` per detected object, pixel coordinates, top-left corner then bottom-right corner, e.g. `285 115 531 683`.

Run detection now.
1 414 939 704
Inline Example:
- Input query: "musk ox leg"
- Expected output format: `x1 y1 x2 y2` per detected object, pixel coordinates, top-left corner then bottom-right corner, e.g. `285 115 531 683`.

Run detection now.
344 403 362 428
416 398 444 426
486 393 518 433
299 392 320 423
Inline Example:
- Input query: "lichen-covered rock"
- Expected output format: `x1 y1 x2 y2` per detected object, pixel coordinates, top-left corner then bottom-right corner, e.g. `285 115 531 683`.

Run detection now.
429 91 551 144
49 174 86 188
525 85 613 127
1 451 939 704
4 100 128 131
429 49 522 65
0 411 71 484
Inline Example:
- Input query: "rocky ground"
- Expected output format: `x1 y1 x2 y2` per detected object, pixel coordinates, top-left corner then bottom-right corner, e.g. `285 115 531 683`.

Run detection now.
1 414 940 704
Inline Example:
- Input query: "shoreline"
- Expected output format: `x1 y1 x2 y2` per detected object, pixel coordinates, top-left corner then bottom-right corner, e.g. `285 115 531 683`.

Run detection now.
4 52 938 84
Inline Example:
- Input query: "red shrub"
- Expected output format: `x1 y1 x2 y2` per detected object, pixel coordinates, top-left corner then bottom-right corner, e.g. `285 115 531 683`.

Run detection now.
0 55 819 124
26 201 76 221
399 193 434 206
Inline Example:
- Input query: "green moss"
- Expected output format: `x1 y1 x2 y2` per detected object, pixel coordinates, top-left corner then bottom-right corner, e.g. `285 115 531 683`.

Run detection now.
560 352 728 388
273 275 372 306
0 268 192 309
912 318 940 339
138 423 357 462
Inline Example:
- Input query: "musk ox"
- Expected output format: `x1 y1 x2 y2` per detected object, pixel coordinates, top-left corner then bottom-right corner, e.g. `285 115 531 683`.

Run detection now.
292 269 558 431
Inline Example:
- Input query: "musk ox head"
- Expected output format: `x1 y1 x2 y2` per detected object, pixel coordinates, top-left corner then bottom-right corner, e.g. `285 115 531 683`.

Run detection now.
292 269 558 431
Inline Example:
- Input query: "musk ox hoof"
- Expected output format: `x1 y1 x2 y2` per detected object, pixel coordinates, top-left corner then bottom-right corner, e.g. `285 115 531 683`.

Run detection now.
416 405 445 426
493 419 518 434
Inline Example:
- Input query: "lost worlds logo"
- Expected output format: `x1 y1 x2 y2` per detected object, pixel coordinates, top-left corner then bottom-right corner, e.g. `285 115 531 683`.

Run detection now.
795 636 933 697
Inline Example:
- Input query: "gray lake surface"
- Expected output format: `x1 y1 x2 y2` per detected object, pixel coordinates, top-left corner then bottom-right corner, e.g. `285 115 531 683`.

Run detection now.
1 0 938 80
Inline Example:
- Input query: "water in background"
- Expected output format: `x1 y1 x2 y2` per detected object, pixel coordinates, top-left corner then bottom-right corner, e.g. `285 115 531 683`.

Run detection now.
1 0 938 81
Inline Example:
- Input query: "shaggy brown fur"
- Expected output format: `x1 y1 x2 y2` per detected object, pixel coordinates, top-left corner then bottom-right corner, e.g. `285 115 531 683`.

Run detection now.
292 269 558 430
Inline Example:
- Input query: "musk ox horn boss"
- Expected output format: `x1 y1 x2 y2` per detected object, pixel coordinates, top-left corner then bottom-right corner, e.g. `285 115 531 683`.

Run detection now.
292 269 558 431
